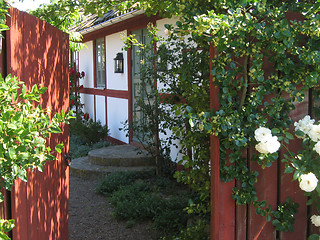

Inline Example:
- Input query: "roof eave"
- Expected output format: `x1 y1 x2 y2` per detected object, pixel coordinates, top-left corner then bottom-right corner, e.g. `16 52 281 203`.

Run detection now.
79 9 145 35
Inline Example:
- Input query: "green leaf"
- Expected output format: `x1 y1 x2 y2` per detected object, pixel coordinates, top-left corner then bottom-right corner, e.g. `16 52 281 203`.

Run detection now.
7 123 17 130
295 130 305 137
266 214 271 222
186 106 193 113
284 166 294 173
282 30 292 37
55 143 64 154
17 168 27 182
285 132 294 140
308 234 320 240
39 87 48 94
189 119 194 128
272 128 280 134
306 199 313 205
0 231 10 240
50 126 62 133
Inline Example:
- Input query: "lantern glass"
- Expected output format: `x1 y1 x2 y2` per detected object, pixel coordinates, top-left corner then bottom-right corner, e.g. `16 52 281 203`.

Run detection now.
114 53 124 73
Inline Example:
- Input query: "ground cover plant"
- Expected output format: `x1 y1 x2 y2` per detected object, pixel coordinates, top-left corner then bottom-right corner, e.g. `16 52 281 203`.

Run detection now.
96 171 204 239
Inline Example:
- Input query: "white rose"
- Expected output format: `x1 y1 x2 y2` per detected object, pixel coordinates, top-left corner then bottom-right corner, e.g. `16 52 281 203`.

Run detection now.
255 127 272 143
314 142 320 155
255 136 280 154
299 172 318 192
294 115 315 136
308 124 320 142
255 142 269 154
311 215 320 227
265 136 281 153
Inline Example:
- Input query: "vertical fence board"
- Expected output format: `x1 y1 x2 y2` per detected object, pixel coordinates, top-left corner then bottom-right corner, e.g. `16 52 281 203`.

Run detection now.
6 8 69 240
235 151 249 240
279 93 309 240
248 159 278 240
208 11 312 240
210 44 236 240
6 9 29 239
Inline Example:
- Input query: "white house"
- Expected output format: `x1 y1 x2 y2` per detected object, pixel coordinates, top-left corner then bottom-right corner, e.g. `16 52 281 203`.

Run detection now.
73 9 181 159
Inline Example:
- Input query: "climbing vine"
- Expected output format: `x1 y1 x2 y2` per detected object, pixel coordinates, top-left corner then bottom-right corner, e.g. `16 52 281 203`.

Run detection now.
183 1 320 237
124 1 320 238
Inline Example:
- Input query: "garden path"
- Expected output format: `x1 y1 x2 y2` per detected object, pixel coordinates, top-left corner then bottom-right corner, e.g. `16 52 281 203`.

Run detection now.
68 175 159 240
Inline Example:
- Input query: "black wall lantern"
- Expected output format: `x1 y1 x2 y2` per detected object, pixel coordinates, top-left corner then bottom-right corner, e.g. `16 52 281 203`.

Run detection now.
114 52 124 73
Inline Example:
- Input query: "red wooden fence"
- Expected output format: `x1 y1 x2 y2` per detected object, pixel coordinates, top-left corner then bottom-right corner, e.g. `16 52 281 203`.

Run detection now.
0 8 69 240
209 46 311 239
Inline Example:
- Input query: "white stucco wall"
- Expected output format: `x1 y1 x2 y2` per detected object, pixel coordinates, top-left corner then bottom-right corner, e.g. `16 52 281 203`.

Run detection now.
77 17 183 162
80 93 94 119
79 41 94 88
106 31 128 91
107 97 129 143
156 17 184 162
95 95 106 125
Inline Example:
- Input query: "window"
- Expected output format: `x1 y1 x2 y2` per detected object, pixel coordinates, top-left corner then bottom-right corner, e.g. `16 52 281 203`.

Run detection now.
70 51 79 71
131 28 153 142
95 38 106 88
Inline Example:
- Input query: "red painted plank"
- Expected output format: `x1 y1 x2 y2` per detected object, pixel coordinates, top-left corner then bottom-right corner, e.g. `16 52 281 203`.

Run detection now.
247 56 278 240
7 8 69 240
210 44 235 240
235 150 249 240
6 8 29 240
248 158 278 240
279 92 309 240
235 198 247 240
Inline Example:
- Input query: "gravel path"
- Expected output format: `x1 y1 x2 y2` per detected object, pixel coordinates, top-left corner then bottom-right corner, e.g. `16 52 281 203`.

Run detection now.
68 175 159 240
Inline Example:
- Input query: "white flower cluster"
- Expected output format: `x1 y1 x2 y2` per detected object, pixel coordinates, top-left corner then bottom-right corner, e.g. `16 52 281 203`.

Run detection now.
294 115 320 142
311 215 320 227
254 127 280 154
299 172 318 192
294 116 320 193
294 115 315 137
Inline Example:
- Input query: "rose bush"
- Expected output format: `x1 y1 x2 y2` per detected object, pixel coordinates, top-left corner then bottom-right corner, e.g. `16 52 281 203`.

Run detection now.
69 67 88 121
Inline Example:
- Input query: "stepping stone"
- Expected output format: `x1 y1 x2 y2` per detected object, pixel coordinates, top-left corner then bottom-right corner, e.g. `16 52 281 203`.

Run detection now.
88 145 156 167
69 145 156 180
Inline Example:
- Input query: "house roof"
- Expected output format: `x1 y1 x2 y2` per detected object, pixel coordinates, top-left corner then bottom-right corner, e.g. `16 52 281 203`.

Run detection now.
71 9 145 35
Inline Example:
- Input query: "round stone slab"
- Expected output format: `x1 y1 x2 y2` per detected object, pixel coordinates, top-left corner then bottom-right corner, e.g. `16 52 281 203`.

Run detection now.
88 145 156 167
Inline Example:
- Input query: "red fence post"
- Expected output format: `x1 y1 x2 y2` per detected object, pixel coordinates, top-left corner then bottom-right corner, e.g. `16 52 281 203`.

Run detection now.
210 44 236 240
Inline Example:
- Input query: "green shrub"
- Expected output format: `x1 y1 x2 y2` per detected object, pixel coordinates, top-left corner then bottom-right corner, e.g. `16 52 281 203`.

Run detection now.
69 118 108 145
96 170 155 195
110 181 164 220
161 220 210 240
97 171 140 195
69 135 110 159
99 171 194 237
153 195 189 233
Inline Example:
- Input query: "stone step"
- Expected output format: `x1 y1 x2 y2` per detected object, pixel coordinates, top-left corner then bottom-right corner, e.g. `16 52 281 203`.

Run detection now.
88 145 156 167
69 156 156 180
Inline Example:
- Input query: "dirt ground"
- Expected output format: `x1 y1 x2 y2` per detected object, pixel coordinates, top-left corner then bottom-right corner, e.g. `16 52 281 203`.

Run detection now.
68 175 159 240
